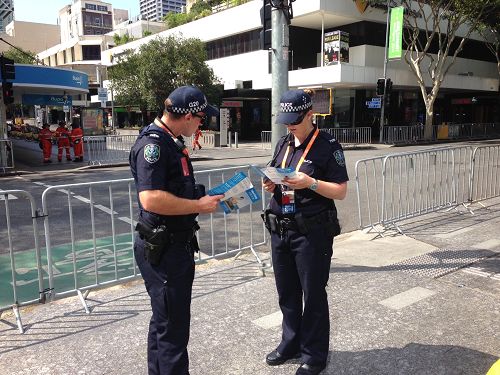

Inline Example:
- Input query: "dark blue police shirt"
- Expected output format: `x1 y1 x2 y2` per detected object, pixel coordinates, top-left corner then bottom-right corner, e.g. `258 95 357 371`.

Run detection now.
269 127 349 217
129 123 197 231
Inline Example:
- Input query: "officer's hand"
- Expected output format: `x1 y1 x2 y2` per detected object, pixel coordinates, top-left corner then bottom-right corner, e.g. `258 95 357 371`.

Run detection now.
283 172 314 190
263 179 276 193
197 194 224 214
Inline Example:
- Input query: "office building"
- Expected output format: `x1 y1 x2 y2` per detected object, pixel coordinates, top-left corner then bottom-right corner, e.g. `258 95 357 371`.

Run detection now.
140 0 186 22
0 0 14 33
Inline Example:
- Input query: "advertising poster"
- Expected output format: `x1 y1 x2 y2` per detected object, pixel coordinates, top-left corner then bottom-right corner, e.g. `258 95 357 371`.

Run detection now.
82 108 104 135
324 31 349 65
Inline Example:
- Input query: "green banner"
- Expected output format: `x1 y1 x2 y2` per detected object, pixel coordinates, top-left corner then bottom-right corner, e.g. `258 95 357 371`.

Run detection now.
388 6 404 60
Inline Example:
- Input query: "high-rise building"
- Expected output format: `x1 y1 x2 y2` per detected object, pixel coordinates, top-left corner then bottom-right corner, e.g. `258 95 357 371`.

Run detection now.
140 0 186 22
0 0 14 33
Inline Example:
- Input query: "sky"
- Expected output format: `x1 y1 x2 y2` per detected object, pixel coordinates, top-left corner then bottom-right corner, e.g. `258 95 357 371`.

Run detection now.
14 0 141 25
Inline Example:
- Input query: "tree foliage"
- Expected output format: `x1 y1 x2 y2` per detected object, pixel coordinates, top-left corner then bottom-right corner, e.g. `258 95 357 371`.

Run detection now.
356 0 495 138
108 35 222 114
113 33 134 46
3 46 38 64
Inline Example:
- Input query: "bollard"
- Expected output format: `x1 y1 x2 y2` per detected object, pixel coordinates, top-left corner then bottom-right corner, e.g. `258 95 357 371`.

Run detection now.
234 132 238 148
228 131 232 148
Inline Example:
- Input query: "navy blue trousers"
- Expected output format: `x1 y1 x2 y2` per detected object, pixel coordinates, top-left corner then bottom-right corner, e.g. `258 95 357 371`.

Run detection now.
134 236 195 375
271 226 333 366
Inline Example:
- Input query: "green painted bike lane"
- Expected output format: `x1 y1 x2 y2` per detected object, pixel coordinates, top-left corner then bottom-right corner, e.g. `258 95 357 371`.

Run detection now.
0 233 137 308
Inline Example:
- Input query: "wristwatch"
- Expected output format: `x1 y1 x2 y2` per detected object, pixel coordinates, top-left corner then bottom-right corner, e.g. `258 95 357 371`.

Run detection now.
309 178 319 191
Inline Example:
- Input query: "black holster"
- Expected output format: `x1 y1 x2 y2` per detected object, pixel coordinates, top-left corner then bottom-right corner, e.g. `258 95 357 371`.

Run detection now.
135 221 169 266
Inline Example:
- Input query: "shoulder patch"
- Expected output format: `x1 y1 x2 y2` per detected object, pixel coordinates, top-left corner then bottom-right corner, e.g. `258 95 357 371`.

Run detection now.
333 149 345 167
329 138 337 143
144 144 160 163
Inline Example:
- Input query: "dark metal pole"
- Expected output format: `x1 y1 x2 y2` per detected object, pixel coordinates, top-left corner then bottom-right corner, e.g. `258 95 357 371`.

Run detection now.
379 0 391 143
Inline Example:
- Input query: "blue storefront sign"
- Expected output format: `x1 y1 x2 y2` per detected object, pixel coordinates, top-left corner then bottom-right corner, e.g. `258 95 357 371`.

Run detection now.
22 94 73 106
12 65 88 90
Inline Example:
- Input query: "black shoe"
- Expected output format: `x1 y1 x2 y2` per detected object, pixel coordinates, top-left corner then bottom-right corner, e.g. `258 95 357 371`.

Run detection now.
296 363 326 375
266 349 300 366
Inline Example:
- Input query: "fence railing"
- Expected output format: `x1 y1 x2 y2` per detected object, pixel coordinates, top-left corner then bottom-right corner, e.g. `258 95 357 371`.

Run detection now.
85 135 136 166
260 127 372 150
261 131 272 149
0 139 14 172
321 127 372 148
35 165 267 318
382 123 500 145
355 144 500 234
0 190 45 333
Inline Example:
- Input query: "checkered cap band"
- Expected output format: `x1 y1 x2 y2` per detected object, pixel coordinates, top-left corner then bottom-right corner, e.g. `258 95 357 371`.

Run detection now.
169 100 208 114
279 101 312 113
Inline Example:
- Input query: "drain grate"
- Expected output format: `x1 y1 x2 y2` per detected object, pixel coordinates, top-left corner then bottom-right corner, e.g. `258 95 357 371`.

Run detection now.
384 248 495 278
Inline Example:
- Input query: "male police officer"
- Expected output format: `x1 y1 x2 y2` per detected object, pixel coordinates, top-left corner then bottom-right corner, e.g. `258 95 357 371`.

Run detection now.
130 85 223 375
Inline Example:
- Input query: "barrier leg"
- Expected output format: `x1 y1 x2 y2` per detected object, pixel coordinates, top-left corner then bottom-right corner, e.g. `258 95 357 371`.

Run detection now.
12 304 24 334
77 289 91 314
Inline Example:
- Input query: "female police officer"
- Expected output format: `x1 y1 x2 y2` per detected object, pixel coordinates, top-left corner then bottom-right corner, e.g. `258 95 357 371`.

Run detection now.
130 85 223 375
263 89 348 375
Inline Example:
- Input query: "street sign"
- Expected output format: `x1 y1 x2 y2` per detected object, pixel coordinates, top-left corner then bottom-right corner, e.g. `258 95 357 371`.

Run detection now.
63 105 69 112
97 87 108 102
366 98 381 109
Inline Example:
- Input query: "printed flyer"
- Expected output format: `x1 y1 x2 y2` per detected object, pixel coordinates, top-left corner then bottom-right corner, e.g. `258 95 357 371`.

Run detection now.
252 166 297 184
208 172 260 214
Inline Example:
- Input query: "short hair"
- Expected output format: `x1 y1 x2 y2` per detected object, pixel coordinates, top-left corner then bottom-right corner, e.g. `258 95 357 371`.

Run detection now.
164 98 184 120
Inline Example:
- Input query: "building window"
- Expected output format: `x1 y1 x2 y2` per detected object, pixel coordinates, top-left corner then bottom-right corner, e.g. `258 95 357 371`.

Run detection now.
82 45 101 60
85 3 97 10
97 5 107 11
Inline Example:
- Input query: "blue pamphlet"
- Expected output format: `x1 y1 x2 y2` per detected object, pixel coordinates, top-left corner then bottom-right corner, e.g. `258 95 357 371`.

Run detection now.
251 165 297 184
207 172 261 214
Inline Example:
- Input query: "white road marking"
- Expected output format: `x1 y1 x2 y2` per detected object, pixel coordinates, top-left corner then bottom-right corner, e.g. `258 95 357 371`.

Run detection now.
0 190 17 200
118 217 137 226
252 310 282 329
379 287 436 310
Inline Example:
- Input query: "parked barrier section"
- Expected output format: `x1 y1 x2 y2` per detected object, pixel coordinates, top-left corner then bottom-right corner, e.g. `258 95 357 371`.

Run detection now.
85 135 137 166
0 190 45 333
356 145 500 234
382 123 500 145
470 145 500 203
321 127 372 148
261 131 272 149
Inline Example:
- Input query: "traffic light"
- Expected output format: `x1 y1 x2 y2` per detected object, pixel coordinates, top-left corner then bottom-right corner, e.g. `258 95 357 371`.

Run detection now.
2 82 14 104
0 55 15 81
385 78 393 107
260 0 272 50
376 78 385 96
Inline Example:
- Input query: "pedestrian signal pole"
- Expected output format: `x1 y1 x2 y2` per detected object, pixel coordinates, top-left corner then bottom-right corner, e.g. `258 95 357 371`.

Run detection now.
379 0 391 143
269 0 291 150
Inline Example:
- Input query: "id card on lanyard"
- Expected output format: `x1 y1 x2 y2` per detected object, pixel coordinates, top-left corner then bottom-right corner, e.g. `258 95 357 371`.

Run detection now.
280 128 319 215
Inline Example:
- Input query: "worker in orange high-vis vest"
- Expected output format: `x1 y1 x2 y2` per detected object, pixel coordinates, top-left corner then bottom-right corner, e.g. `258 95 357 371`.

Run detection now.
70 123 84 162
192 127 203 151
39 123 54 163
55 120 72 162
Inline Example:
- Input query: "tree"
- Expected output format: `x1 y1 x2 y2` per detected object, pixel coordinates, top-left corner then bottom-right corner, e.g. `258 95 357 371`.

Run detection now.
113 33 134 46
3 46 38 64
356 0 492 139
108 35 222 122
467 1 500 77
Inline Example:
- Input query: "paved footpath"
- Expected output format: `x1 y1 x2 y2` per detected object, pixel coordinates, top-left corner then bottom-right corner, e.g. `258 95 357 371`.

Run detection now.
1 196 499 374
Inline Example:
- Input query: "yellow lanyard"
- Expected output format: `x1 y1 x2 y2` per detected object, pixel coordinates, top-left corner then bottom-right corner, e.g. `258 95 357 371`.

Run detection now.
281 128 319 172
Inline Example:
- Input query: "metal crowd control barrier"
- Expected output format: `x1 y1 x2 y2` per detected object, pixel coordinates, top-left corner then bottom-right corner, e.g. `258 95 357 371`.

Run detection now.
321 127 372 148
470 145 500 203
85 135 137 166
261 131 272 149
380 146 473 232
356 145 500 234
39 165 268 314
382 123 500 144
0 139 14 173
0 190 45 333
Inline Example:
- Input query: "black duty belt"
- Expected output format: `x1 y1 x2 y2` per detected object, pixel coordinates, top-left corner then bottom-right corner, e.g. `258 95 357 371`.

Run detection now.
262 210 340 237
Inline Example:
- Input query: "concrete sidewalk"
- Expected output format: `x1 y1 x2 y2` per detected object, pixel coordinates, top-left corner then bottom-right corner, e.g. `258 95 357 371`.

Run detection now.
1 199 499 374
